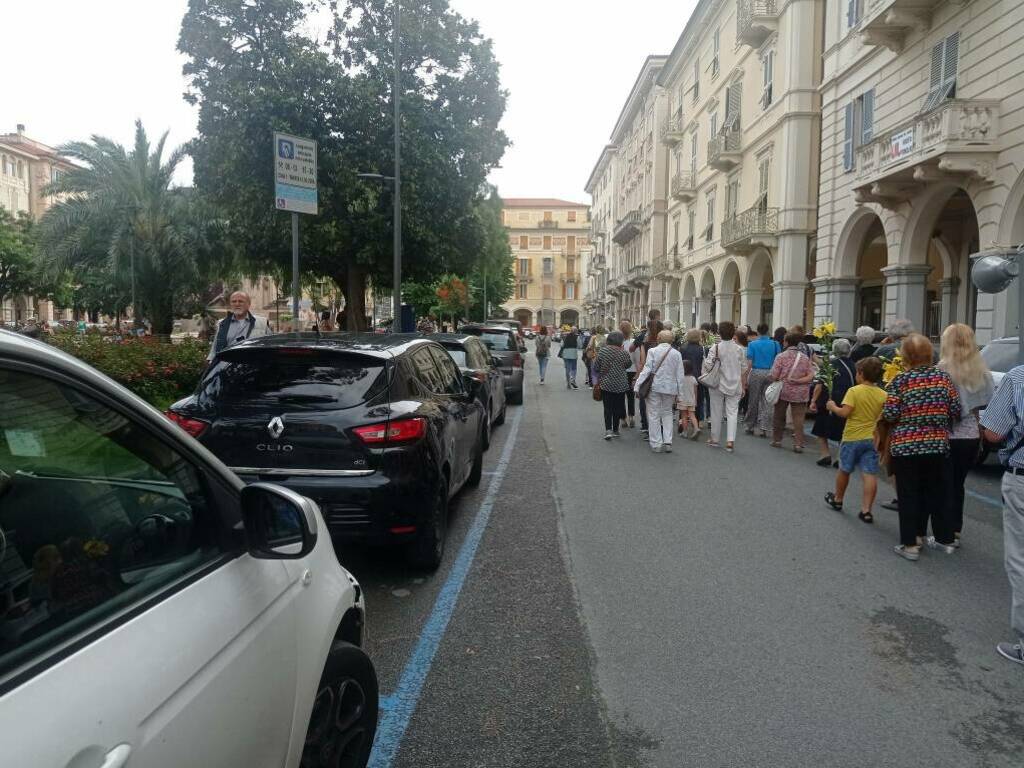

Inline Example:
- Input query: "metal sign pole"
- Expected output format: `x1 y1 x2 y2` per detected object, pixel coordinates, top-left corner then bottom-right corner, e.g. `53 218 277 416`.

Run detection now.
393 0 402 330
292 212 300 329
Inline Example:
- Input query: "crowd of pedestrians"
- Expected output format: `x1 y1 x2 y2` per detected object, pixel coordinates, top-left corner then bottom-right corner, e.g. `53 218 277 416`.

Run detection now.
534 314 1024 668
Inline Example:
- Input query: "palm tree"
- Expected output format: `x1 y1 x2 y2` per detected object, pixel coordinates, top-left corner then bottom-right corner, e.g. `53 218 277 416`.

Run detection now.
39 120 205 335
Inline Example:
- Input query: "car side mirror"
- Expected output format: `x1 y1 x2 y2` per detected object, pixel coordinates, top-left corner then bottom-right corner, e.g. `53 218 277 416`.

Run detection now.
240 482 318 559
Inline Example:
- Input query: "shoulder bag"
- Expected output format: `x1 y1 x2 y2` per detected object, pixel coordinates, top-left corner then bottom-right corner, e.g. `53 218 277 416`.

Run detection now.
698 343 722 389
764 351 804 406
637 347 670 400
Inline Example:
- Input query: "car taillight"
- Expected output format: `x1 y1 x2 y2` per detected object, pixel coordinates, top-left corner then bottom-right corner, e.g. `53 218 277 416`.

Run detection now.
165 410 210 438
354 417 427 445
512 353 522 367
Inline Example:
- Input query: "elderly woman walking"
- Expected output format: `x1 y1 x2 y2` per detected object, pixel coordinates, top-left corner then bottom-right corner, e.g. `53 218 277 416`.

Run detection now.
882 333 961 561
620 321 639 428
703 321 747 453
595 331 632 440
938 323 994 548
634 330 686 453
770 331 816 453
809 338 857 466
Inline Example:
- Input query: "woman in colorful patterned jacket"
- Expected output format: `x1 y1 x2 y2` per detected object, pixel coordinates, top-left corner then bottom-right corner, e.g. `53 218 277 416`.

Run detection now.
882 333 961 562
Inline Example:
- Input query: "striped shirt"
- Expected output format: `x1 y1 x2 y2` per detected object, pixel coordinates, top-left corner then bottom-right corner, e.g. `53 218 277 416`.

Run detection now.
980 365 1024 468
882 365 961 457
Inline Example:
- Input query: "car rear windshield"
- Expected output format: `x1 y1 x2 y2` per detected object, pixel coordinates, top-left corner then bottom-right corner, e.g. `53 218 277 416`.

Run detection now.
463 330 515 351
982 341 1017 374
196 351 389 409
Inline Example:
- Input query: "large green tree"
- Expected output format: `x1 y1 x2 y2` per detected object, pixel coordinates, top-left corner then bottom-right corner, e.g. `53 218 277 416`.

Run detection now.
0 209 39 315
38 121 221 334
179 0 508 329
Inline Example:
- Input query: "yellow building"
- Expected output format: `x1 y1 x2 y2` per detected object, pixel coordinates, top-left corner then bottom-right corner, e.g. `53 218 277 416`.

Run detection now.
501 198 591 329
0 124 76 323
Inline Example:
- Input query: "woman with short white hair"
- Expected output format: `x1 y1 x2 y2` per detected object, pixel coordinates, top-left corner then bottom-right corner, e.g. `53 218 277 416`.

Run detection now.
634 330 686 453
851 325 877 361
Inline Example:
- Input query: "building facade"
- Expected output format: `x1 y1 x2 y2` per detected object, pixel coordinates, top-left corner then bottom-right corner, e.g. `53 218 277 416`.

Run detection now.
500 198 591 329
0 124 76 323
583 145 618 328
814 0 1024 341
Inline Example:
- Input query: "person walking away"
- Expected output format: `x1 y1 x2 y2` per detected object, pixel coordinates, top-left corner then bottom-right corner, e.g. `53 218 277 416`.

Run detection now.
769 332 815 453
823 357 886 523
734 327 751 417
980 361 1024 666
809 338 856 466
677 359 701 438
851 325 877 361
634 330 685 453
882 333 961 561
208 291 272 362
585 327 607 387
621 321 638 428
703 321 747 453
938 323 994 548
559 327 580 389
580 327 593 385
595 331 632 440
681 329 705 436
745 323 780 437
636 319 664 436
535 325 552 384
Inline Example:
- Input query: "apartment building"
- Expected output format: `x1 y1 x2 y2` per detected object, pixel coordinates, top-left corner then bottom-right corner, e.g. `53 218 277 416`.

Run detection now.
0 124 76 323
650 0 823 331
500 198 591 329
583 145 618 328
600 56 671 328
815 0 1024 340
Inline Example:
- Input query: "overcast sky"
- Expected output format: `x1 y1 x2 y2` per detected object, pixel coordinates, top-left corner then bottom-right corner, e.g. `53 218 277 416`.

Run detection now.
6 0 696 204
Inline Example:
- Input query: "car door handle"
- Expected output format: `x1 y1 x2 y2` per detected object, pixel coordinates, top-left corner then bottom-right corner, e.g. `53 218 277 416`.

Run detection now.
99 744 132 768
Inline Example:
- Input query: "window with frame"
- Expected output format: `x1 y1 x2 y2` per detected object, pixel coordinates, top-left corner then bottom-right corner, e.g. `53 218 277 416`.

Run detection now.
724 81 742 131
704 192 716 242
517 283 527 300
687 209 696 250
690 133 698 173
543 257 554 275
567 211 577 222
711 29 721 78
519 235 529 250
847 0 863 29
842 89 875 172
517 258 530 277
693 59 700 102
757 157 771 212
543 236 552 250
710 111 718 139
761 51 775 110
923 33 959 112
0 368 226 678
725 177 740 220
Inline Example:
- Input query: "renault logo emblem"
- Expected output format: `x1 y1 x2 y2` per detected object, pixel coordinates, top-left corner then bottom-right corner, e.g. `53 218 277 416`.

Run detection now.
267 416 285 439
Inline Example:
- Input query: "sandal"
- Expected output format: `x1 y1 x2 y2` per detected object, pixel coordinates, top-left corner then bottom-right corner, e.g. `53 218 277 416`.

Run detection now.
824 492 843 511
707 440 720 448
858 510 874 524
769 441 782 448
793 446 804 454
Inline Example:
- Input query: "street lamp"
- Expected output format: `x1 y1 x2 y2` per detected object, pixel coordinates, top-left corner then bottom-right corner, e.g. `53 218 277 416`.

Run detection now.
971 244 1024 364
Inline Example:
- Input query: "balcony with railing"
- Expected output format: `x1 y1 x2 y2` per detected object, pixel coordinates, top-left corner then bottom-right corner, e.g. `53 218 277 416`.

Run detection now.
628 263 652 285
516 273 534 283
708 130 742 171
859 0 945 52
853 99 1000 203
612 209 642 244
661 116 687 146
538 220 559 229
560 272 579 282
722 206 779 253
671 171 697 203
737 0 777 49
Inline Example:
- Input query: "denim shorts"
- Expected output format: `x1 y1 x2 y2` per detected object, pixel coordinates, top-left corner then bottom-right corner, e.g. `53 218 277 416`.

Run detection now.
839 439 879 475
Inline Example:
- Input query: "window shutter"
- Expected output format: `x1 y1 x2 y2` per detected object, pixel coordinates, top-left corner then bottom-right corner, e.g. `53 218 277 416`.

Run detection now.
710 111 718 138
861 89 874 144
727 81 742 129
847 0 857 28
922 41 944 111
691 134 698 172
758 159 770 209
843 102 855 171
942 32 959 94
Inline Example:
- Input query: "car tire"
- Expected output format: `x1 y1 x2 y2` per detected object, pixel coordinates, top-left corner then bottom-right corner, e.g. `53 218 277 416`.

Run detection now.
408 478 448 570
467 428 484 487
508 388 523 405
494 400 507 425
301 641 379 768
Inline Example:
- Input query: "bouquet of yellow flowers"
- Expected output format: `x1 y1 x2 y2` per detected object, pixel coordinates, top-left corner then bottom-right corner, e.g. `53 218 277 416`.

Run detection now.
882 354 904 385
812 320 838 392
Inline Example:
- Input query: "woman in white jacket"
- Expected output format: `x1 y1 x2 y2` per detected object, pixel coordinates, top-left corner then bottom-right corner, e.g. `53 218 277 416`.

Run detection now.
634 330 686 453
702 321 748 453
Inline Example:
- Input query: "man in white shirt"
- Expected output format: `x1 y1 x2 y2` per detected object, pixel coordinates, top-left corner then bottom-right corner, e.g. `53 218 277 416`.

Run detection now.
207 291 273 361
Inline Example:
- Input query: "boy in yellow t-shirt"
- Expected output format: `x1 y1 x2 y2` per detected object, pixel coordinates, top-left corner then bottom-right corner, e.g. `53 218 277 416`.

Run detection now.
822 357 887 523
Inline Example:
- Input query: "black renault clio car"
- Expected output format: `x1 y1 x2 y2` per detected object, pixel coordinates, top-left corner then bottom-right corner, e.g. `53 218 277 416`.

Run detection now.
167 334 486 569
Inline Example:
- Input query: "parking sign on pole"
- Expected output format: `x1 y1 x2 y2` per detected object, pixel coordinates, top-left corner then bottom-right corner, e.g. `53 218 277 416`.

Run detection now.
274 132 317 329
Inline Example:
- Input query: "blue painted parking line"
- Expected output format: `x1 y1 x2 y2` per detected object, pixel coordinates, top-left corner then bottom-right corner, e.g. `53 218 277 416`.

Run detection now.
368 405 524 768
966 488 1002 508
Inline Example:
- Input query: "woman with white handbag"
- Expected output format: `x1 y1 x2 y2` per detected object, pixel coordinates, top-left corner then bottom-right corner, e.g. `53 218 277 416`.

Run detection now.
768 331 816 452
699 321 747 453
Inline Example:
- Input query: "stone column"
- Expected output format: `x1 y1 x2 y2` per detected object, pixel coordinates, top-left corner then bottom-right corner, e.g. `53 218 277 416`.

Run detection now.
811 276 859 332
695 297 713 326
939 277 959 329
716 292 736 326
739 288 764 326
880 264 931 331
773 281 807 329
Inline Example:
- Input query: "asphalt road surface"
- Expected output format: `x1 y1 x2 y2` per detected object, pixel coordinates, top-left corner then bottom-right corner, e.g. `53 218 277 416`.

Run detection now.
342 350 1024 768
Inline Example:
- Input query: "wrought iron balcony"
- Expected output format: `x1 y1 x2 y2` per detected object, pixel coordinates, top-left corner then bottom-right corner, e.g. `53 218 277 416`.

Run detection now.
516 274 534 283
859 0 945 52
653 254 669 277
661 117 687 146
560 272 579 282
671 171 697 203
628 264 652 285
538 220 559 229
612 209 642 244
737 0 777 49
708 130 742 171
721 206 779 253
854 99 1000 204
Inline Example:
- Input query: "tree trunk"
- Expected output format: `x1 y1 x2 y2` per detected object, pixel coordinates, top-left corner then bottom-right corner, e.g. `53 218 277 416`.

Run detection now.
338 266 368 331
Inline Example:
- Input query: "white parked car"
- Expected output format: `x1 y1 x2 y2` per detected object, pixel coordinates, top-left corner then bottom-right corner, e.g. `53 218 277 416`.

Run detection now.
0 331 378 767
980 336 1019 391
